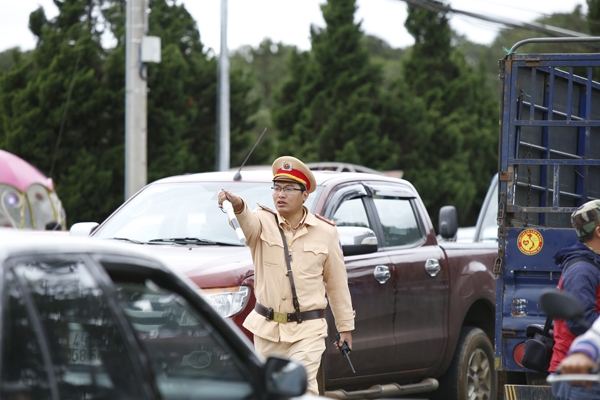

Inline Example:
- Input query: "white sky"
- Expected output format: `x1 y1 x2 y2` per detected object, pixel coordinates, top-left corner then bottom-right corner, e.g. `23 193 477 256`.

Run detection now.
0 0 588 54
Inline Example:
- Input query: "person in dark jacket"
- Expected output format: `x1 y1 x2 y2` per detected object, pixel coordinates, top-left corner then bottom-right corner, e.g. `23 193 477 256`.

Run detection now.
550 200 600 400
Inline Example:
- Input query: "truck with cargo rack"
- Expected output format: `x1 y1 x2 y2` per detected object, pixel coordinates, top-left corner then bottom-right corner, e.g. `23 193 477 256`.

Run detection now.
494 37 600 398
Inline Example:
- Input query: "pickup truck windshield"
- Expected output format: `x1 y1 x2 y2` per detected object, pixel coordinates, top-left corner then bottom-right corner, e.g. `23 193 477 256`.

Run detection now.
93 182 321 245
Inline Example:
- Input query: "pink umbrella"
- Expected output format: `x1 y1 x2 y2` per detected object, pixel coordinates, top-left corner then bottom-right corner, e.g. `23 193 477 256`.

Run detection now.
0 149 54 191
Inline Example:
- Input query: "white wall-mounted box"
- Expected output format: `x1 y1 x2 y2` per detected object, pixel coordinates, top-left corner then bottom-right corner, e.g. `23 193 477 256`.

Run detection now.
141 36 161 63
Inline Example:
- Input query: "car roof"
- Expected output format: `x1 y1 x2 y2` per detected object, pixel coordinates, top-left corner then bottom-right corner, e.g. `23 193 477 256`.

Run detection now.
148 169 408 187
0 228 166 267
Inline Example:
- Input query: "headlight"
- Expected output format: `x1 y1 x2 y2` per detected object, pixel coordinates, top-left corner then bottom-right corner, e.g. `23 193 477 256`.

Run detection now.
202 286 250 318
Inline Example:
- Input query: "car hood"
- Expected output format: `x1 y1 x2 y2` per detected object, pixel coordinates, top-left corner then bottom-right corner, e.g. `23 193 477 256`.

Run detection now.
139 244 254 286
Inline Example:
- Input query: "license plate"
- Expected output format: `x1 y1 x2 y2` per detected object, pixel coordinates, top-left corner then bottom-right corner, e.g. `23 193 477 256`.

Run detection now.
69 331 100 364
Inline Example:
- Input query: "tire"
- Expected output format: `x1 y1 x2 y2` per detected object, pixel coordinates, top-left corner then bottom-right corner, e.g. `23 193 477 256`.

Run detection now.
431 327 497 400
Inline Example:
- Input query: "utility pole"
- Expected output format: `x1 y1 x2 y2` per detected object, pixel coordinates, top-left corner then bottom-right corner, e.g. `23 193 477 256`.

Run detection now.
216 0 230 171
125 0 148 199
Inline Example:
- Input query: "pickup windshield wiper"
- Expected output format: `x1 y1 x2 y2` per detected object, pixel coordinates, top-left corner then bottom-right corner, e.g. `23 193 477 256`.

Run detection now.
113 237 146 244
148 237 241 246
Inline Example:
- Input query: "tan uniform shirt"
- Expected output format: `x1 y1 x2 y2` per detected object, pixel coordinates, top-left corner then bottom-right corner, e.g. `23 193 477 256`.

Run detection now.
237 201 355 343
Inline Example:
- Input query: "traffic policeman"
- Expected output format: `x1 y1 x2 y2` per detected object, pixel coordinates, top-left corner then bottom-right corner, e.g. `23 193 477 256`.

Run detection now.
217 156 355 395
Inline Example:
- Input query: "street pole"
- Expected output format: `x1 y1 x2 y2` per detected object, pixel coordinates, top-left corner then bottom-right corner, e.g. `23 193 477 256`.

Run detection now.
216 0 230 171
125 0 148 199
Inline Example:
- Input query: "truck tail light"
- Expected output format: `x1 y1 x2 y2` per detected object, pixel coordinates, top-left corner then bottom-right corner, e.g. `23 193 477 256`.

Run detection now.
513 342 525 367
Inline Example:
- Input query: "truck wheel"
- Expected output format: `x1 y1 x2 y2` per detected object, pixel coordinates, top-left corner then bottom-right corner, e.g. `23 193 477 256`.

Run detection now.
432 327 496 400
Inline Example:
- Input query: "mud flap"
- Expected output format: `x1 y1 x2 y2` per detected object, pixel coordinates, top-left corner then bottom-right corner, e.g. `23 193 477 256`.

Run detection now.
504 385 554 400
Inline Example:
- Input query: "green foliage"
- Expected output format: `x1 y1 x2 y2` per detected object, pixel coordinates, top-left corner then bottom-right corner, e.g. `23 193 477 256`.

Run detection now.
589 0 600 35
28 6 47 38
396 5 498 226
230 39 297 165
0 0 257 226
2 0 591 231
58 148 121 222
272 0 398 170
148 0 257 172
362 34 406 89
229 32 408 168
0 49 32 72
265 0 498 226
0 1 123 224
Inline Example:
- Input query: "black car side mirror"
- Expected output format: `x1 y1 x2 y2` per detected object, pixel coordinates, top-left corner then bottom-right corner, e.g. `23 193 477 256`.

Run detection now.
264 356 307 397
439 206 458 240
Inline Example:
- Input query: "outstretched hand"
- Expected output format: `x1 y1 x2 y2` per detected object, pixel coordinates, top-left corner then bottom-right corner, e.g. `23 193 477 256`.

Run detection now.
218 190 243 213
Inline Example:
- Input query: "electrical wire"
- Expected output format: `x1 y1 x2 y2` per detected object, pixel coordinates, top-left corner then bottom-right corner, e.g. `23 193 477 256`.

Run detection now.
461 0 571 20
400 0 590 38
469 0 597 31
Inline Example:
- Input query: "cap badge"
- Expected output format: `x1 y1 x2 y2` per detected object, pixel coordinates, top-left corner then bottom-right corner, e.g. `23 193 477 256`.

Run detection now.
282 161 293 171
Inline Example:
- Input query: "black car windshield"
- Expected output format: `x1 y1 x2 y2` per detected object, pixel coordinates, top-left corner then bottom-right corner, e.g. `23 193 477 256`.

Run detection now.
93 182 321 245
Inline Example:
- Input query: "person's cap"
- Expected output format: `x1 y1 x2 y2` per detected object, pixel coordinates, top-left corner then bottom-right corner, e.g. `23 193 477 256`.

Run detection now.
272 156 316 194
571 200 600 237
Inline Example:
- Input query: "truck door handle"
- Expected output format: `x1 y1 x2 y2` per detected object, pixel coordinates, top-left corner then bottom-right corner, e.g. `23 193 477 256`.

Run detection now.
425 259 441 277
374 265 391 284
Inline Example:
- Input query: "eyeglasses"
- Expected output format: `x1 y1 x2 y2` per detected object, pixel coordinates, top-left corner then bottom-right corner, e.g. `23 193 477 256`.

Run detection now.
271 186 303 194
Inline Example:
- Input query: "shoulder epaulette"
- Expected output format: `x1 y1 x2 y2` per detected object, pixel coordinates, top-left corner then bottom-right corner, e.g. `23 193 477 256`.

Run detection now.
315 214 336 226
257 203 277 215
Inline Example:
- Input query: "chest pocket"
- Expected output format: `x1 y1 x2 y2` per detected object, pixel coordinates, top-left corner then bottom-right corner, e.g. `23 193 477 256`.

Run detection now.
260 231 284 267
299 242 329 275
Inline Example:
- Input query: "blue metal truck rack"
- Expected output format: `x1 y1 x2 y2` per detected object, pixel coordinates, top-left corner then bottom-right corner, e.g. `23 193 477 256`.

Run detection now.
496 37 600 399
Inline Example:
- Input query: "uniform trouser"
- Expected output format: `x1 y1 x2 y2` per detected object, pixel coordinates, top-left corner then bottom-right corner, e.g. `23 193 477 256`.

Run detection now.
254 334 326 396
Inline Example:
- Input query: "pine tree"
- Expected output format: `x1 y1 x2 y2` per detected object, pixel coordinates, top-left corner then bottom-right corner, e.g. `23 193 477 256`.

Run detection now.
398 5 497 227
272 0 398 169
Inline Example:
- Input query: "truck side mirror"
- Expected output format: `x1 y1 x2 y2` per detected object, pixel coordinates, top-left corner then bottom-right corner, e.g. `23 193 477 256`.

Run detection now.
439 206 458 240
337 226 378 256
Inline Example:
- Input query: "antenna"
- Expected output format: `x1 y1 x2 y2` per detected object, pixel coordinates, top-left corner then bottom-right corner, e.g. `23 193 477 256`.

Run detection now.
233 127 268 181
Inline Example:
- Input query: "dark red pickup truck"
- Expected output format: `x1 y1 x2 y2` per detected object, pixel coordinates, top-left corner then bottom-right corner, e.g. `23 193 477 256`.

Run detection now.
71 169 498 400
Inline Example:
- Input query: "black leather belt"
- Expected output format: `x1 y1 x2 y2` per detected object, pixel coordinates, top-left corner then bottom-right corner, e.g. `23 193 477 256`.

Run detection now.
255 303 325 324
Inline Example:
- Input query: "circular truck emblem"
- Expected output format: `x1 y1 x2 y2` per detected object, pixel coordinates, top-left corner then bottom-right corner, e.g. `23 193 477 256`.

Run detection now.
517 229 544 255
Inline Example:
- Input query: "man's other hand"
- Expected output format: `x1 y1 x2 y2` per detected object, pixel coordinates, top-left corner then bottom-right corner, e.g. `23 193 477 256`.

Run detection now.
559 352 598 387
334 331 353 352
